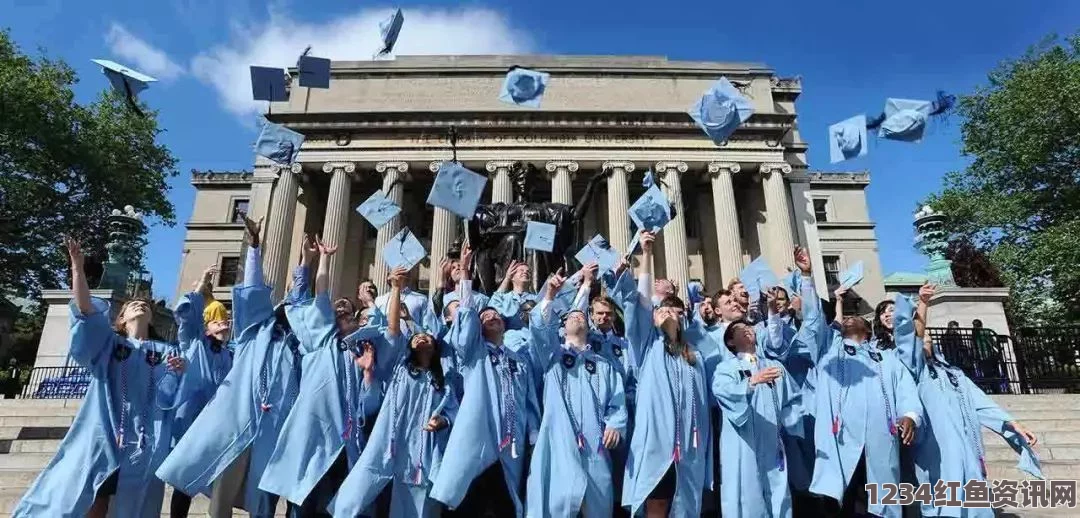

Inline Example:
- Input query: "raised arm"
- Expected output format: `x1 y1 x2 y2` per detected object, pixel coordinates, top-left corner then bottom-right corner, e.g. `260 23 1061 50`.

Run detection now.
63 236 113 371
287 235 317 303
241 215 264 287
530 269 571 368
895 285 934 379
175 265 216 345
622 232 657 365
313 236 338 296
914 282 933 340
496 260 521 294
65 236 93 315
833 288 845 326
386 267 407 338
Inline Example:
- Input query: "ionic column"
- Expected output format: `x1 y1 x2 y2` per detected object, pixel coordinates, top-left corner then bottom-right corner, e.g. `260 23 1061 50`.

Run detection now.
708 162 744 284
760 162 796 272
545 160 579 204
428 161 458 296
263 162 302 302
320 162 356 299
371 161 408 292
602 161 635 254
486 160 515 204
656 161 690 298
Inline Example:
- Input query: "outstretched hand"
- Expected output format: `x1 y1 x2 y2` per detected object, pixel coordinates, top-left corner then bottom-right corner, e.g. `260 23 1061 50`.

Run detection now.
316 236 338 256
545 268 567 300
63 235 85 268
301 234 318 266
794 246 811 274
749 367 782 387
242 214 263 248
918 282 937 304
580 261 599 285
196 265 218 292
640 231 656 253
388 267 409 288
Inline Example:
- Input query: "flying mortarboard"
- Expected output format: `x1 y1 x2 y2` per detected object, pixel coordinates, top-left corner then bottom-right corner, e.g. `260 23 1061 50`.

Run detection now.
838 261 864 291
688 77 754 145
524 221 557 252
876 98 933 142
426 162 488 219
254 120 304 165
91 59 156 114
342 325 387 347
499 67 550 108
382 228 426 271
828 114 868 164
739 256 779 304
378 9 405 56
356 190 401 229
687 280 705 305
297 50 331 89
628 185 673 233
575 234 619 274
250 66 289 102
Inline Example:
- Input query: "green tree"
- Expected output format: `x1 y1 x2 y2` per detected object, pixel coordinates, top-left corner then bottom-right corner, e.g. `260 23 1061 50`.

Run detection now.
0 29 178 300
923 32 1080 325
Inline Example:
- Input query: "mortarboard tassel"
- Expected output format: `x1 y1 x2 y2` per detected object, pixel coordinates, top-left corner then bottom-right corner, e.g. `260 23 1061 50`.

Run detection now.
832 416 841 436
777 449 786 471
136 426 147 454
979 456 987 478
577 432 585 452
888 417 897 437
511 439 519 459
343 418 353 441
673 441 682 463
692 427 699 449
414 464 424 485
116 431 125 448
499 435 511 451
261 403 273 412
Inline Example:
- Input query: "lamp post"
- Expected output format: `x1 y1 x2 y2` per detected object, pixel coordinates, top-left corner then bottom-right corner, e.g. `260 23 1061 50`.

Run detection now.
913 205 956 287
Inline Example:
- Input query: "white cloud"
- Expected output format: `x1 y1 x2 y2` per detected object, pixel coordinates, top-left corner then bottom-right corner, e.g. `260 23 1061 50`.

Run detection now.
105 23 185 81
190 7 536 118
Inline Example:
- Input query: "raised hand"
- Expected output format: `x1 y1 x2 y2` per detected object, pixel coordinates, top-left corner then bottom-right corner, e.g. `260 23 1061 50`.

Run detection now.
749 366 782 386
195 265 218 293
640 231 656 253
459 244 474 276
301 234 318 266
833 286 848 299
166 355 187 374
580 261 599 285
613 255 629 276
242 214 263 248
388 267 409 289
918 282 937 304
316 236 338 256
355 343 376 372
545 268 567 300
63 235 84 269
794 246 811 274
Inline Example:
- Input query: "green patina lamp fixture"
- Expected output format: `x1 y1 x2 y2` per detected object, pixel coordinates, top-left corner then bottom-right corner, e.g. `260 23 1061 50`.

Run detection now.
913 205 956 287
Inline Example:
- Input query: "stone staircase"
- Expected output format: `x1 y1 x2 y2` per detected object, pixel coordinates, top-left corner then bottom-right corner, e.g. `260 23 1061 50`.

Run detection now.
0 396 1076 517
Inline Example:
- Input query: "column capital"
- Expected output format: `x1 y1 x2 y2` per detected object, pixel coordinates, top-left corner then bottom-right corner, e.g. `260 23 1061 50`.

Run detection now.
321 161 357 174
654 161 688 174
375 161 409 175
428 161 444 173
759 162 793 176
544 160 579 173
269 162 303 176
707 162 742 176
602 161 636 173
485 160 516 173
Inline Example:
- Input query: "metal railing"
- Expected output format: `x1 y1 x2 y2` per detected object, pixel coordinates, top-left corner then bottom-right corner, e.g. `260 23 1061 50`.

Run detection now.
20 366 91 399
1014 326 1080 394
928 327 1018 394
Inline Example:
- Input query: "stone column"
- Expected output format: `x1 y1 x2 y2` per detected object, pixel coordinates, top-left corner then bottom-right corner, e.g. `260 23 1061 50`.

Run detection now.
602 161 635 255
320 162 356 299
708 162 744 284
263 162 303 302
371 161 408 293
656 161 690 298
428 161 458 296
545 160 579 204
486 160 515 204
760 162 796 273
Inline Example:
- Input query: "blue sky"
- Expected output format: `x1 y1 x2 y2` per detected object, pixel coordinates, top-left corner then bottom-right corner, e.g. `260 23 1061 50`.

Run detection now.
4 0 1078 302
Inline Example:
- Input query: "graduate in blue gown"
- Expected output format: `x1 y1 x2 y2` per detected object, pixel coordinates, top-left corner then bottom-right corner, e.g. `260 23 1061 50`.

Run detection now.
15 236 191 518
712 320 803 518
259 237 401 514
805 281 924 518
429 245 541 518
488 259 538 330
526 265 629 517
892 284 1042 518
330 267 460 518
615 232 714 518
157 225 310 518
167 261 236 518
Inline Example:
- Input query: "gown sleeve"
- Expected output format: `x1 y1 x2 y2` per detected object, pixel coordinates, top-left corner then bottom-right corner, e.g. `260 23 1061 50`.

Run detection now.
359 376 384 422
620 275 656 368
892 359 925 426
527 301 562 371
793 276 836 366
173 292 206 346
285 264 311 304
439 387 460 426
778 363 804 438
68 298 117 374
285 291 337 355
243 246 264 288
762 311 793 361
448 306 482 369
525 358 542 445
712 359 753 428
603 364 628 435
892 296 925 380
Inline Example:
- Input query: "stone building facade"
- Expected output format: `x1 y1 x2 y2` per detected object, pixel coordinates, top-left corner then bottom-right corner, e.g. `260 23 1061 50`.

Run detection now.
174 55 886 313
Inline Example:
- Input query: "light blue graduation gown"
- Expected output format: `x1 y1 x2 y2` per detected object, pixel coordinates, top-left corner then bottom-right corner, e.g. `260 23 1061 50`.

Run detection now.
526 304 628 517
330 361 459 518
170 291 235 443
891 311 1042 517
807 325 924 517
617 286 714 517
429 305 541 517
774 275 820 492
713 354 802 518
258 291 395 508
14 298 192 518
156 262 307 516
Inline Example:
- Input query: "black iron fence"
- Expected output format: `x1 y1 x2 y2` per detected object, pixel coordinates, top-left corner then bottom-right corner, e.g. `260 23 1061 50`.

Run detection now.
20 366 91 399
928 326 1080 394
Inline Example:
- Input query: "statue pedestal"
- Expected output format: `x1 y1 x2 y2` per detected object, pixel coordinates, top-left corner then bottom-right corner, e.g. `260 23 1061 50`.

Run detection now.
32 289 176 370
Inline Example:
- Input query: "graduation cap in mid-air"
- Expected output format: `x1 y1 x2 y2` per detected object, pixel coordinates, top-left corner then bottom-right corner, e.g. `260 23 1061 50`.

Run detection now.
524 221 557 252
356 190 401 229
254 120 304 165
383 228 426 271
499 66 550 108
865 91 955 143
91 59 157 115
739 256 779 305
377 8 405 56
426 162 488 219
628 185 674 233
828 114 868 163
296 47 331 89
575 235 619 274
249 66 289 102
688 77 754 145
838 261 865 291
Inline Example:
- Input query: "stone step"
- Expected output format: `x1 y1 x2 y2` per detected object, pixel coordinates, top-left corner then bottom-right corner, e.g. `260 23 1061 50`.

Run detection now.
0 399 77 408
998 409 1080 422
0 486 289 516
982 430 1080 448
984 443 1080 462
987 459 1080 480
3 440 62 454
0 416 72 428
0 405 80 417
1000 506 1080 517
991 396 1080 411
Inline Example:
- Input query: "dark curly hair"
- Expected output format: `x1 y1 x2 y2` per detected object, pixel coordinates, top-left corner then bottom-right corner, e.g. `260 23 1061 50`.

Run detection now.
873 300 896 349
